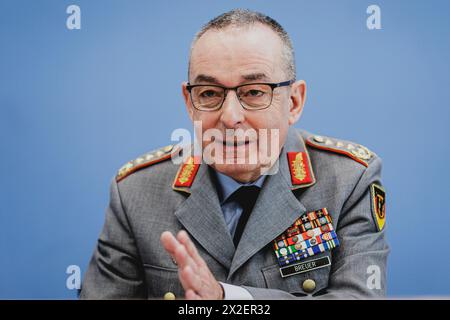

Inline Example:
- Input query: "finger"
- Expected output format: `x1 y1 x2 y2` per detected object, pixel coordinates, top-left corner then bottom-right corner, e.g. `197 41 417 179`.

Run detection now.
174 240 197 271
177 230 207 268
185 289 201 300
160 231 180 256
161 231 192 269
180 264 203 294
180 264 223 300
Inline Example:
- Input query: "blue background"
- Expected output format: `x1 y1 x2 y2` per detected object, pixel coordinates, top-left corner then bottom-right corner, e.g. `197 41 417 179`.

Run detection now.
1 0 449 299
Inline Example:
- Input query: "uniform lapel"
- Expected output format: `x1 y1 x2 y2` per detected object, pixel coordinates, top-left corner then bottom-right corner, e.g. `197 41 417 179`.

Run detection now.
173 163 235 270
228 128 315 279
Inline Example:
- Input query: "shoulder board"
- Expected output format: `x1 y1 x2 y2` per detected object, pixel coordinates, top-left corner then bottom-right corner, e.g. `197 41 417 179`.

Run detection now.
116 144 180 182
305 134 372 167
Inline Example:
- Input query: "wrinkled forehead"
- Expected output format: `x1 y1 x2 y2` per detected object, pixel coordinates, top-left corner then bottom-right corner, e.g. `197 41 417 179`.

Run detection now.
189 24 285 84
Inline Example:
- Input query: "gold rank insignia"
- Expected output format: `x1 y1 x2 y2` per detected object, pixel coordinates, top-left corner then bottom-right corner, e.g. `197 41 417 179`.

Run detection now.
287 152 314 187
370 183 386 231
305 135 373 167
172 156 201 191
116 144 179 182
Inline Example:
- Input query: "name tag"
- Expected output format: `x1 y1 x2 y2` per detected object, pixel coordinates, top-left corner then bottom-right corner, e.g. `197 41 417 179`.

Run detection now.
279 256 331 278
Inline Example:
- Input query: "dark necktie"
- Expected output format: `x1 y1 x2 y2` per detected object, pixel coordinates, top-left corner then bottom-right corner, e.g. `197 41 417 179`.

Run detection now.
229 185 261 247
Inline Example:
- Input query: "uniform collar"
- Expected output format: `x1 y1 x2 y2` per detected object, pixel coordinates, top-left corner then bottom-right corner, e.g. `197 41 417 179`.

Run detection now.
213 169 266 204
172 126 316 193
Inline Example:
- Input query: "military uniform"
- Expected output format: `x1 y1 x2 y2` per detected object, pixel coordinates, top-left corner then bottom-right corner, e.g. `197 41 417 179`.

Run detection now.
80 127 388 299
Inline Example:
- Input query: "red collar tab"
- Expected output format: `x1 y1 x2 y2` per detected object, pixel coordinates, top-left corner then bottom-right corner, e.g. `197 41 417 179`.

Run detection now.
287 152 313 186
173 156 201 189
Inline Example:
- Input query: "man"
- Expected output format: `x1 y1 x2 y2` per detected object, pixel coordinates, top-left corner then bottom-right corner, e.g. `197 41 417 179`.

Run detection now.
80 9 388 299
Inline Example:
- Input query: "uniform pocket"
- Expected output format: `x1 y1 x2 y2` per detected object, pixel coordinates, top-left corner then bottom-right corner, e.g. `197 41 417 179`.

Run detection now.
261 254 331 296
143 264 183 299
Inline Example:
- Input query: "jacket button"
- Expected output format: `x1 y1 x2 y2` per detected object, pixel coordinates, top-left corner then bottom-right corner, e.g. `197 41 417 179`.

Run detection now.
302 279 316 293
164 292 176 300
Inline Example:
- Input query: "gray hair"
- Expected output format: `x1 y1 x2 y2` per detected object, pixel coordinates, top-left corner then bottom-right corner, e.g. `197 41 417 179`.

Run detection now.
188 9 296 81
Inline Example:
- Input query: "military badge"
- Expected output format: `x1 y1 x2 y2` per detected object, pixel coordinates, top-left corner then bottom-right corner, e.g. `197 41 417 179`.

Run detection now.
370 183 386 231
173 156 201 188
287 152 314 186
273 208 339 277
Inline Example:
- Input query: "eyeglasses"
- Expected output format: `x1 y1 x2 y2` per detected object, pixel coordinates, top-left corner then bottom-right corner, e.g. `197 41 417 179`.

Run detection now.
186 79 295 111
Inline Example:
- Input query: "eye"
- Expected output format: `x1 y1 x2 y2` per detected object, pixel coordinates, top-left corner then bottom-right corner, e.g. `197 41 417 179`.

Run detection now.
199 89 220 98
244 89 265 97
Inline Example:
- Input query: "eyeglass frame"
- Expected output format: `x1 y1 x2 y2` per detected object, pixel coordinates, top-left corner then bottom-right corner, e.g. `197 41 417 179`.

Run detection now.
185 79 295 111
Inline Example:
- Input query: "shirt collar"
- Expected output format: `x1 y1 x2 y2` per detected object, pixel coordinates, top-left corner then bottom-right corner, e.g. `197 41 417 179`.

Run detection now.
213 169 266 204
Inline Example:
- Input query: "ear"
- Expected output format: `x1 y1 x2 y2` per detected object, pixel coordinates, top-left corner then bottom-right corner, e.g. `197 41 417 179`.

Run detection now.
182 81 195 121
288 80 307 125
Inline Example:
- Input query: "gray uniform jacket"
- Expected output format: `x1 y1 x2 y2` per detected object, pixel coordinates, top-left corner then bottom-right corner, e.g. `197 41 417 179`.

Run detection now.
80 127 389 299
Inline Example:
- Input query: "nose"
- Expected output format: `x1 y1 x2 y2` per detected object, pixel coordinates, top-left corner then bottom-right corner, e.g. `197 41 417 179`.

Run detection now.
219 90 245 128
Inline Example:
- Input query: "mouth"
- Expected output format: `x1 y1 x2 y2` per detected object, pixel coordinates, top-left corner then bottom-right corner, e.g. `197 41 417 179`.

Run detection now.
219 139 251 147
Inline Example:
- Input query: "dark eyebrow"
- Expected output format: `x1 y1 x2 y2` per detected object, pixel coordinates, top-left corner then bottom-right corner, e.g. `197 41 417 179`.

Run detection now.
241 73 270 82
192 74 221 85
